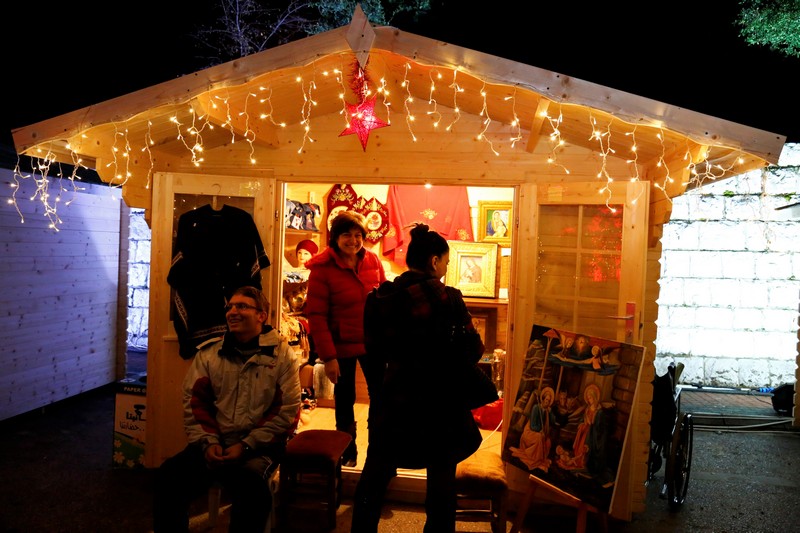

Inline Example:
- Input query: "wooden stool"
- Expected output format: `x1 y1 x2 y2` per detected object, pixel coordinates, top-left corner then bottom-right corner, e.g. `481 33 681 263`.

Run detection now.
207 469 279 532
277 429 352 531
455 449 509 533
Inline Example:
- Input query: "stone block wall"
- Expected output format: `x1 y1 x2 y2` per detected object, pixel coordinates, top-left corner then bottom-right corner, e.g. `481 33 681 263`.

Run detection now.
127 209 150 351
655 144 800 388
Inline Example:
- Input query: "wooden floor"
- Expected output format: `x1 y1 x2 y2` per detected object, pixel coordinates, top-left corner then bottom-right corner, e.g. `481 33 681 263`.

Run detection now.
298 402 504 472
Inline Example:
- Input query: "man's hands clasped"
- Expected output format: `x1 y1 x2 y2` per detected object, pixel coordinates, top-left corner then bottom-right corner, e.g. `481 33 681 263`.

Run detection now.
204 442 248 467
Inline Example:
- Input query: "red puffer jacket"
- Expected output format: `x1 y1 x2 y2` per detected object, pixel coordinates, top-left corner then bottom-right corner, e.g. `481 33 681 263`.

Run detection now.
304 246 386 362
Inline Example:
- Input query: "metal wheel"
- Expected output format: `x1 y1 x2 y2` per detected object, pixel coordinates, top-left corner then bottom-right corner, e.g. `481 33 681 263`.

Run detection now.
665 413 693 509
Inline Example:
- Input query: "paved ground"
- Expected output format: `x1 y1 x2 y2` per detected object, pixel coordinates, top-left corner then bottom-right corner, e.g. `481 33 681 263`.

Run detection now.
680 386 782 417
0 362 797 532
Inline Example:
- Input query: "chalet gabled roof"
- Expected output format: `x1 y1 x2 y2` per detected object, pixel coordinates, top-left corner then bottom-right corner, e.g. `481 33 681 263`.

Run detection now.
11 7 785 210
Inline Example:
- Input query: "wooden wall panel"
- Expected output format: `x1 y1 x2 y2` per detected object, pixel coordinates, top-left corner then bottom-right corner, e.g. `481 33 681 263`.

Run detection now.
0 169 122 421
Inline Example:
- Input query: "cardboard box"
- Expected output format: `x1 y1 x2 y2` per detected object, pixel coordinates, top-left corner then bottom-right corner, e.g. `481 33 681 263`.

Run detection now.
112 374 147 468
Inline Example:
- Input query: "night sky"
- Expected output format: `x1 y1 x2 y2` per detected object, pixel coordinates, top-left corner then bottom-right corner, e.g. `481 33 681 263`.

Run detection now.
2 1 798 162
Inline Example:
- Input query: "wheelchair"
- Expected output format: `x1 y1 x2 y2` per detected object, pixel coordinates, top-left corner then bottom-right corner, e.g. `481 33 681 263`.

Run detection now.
648 362 693 509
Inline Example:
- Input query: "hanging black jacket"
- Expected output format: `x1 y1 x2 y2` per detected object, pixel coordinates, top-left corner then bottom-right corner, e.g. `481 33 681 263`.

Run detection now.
168 204 270 359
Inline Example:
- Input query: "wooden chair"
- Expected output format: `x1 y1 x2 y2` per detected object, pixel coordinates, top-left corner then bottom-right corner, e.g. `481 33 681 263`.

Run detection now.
455 449 509 533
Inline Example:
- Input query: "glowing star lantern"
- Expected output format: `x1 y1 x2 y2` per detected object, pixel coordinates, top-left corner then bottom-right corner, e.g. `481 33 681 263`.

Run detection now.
339 95 389 151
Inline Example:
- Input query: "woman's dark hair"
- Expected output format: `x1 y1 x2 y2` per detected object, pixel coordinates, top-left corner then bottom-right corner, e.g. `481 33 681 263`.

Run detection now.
405 223 449 271
328 211 367 252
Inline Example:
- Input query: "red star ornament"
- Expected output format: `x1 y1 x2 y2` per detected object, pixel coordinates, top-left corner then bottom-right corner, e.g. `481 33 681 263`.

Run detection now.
339 96 389 151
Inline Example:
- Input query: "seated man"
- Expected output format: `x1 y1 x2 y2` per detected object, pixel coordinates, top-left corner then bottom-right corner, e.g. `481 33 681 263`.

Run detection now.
153 286 302 532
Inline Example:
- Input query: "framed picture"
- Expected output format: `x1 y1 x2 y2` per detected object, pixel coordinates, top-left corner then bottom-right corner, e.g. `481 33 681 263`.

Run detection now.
468 308 497 354
502 324 645 514
445 241 498 298
478 201 512 245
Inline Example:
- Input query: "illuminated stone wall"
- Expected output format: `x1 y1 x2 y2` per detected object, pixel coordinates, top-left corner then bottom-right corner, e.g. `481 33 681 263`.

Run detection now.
655 143 800 389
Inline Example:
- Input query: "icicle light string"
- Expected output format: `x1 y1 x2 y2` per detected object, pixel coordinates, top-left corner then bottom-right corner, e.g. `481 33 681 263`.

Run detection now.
476 80 499 156
507 88 522 148
592 116 618 212
445 67 463 131
624 128 647 206
258 85 288 128
241 91 257 164
8 52 748 227
652 128 674 205
401 62 417 142
427 69 442 128
142 120 155 191
376 75 392 124
544 108 570 175
336 65 350 122
297 75 318 153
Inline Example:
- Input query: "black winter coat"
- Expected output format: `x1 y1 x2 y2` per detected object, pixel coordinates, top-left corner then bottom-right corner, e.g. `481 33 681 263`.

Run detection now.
363 271 483 468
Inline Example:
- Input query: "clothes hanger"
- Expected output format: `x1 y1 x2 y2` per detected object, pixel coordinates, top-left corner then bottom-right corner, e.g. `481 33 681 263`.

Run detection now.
211 183 222 210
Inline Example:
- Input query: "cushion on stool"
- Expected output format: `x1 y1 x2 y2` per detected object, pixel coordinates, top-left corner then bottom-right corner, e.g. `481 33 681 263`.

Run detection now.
456 449 508 492
284 430 352 467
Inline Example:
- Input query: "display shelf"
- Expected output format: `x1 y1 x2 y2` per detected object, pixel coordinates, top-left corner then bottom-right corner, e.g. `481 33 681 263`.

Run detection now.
464 297 509 308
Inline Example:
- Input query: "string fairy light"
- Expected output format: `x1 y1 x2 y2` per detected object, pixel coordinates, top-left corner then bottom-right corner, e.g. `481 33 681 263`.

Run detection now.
8 51 755 230
335 65 350 123
296 75 318 153
427 69 442 128
623 127 646 206
652 129 674 204
544 108 570 174
257 85 288 128
475 80 499 156
141 120 155 190
506 87 522 148
624 127 640 182
170 108 205 167
375 76 392 124
400 62 417 142
591 115 617 212
240 91 258 164
445 67 463 131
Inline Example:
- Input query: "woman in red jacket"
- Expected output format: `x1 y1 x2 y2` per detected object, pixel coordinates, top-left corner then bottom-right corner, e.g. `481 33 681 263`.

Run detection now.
305 211 387 466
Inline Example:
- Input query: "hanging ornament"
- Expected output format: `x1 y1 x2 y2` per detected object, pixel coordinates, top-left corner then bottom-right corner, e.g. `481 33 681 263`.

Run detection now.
339 61 389 151
326 183 359 230
357 196 390 243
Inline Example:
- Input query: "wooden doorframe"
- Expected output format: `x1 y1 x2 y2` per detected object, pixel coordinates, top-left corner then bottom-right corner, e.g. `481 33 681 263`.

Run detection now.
145 171 276 468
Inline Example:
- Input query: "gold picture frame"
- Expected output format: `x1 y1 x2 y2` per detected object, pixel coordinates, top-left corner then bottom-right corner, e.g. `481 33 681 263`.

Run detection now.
478 201 512 246
445 241 498 298
468 307 498 354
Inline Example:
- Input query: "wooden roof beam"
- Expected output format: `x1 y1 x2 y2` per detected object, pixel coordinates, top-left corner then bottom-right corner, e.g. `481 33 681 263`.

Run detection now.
525 97 551 153
346 3 375 69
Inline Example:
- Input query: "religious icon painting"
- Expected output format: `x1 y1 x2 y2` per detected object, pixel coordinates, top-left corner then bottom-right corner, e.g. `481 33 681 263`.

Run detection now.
326 183 359 230
358 196 389 243
502 324 645 514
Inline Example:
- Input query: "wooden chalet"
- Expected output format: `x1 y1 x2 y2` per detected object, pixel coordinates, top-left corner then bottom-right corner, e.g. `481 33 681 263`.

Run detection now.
10 5 786 521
